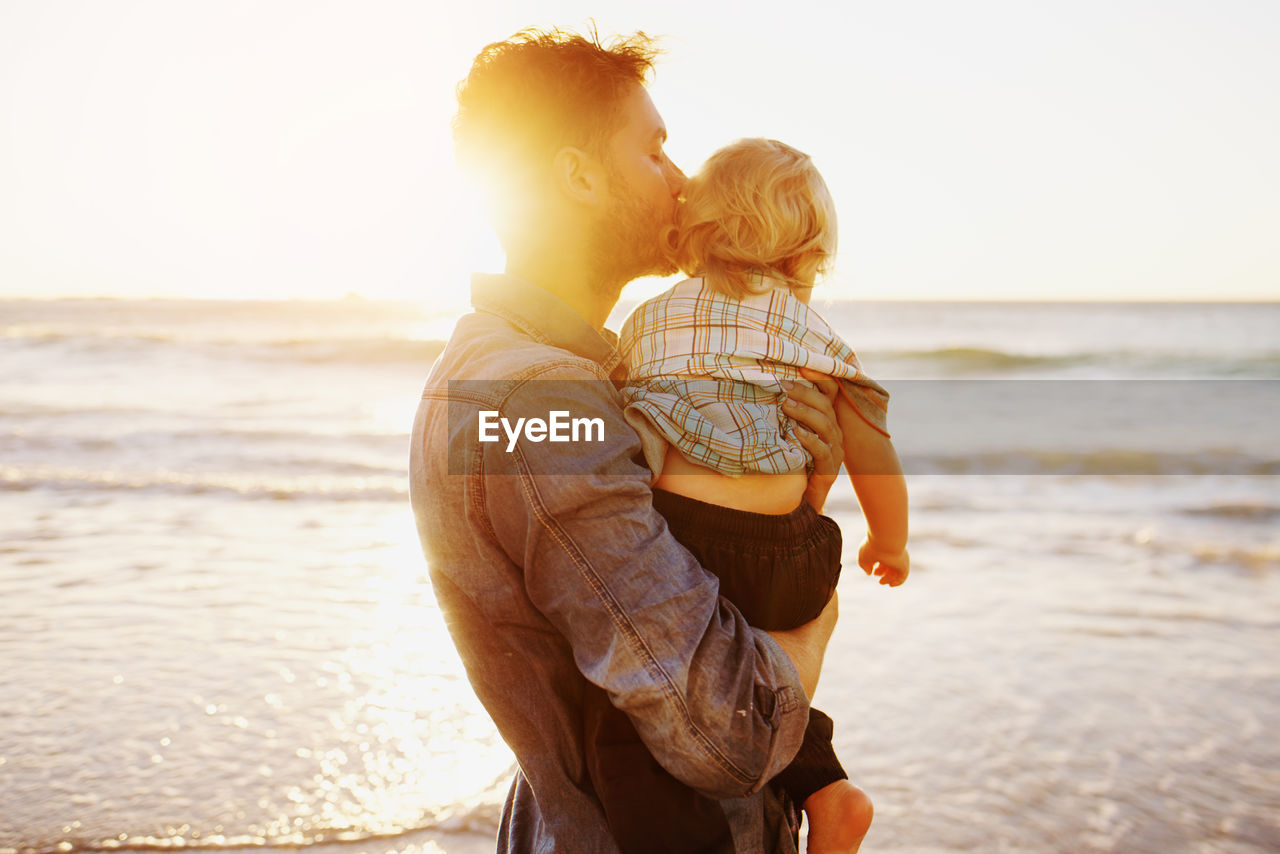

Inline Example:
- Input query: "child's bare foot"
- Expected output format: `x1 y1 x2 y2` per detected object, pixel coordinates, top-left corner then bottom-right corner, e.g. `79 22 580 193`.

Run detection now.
803 780 873 854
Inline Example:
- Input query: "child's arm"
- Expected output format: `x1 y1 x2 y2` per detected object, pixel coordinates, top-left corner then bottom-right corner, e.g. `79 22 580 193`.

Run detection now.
837 394 910 587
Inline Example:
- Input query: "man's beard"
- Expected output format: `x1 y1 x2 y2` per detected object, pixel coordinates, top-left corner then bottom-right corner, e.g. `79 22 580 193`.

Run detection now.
588 172 677 293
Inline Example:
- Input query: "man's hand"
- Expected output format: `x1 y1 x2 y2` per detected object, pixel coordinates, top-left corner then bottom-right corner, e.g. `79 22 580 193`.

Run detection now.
782 368 844 513
858 538 910 587
765 592 839 700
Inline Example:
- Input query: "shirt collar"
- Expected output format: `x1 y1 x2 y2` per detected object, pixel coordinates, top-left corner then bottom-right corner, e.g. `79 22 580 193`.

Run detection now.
470 273 623 374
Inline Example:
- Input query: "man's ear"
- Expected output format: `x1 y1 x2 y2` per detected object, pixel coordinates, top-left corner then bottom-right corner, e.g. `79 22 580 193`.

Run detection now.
552 146 604 206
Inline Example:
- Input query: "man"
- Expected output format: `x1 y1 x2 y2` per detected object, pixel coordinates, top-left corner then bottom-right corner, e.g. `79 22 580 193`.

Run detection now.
410 28 843 852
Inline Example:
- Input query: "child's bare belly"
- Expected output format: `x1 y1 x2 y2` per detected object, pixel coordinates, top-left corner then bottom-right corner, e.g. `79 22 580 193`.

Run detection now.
653 446 808 515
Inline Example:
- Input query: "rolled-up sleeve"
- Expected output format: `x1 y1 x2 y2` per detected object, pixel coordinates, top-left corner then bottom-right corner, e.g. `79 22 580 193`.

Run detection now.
480 365 811 798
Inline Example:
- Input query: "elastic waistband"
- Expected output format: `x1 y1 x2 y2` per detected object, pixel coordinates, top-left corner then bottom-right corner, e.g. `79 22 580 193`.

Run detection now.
650 488 820 542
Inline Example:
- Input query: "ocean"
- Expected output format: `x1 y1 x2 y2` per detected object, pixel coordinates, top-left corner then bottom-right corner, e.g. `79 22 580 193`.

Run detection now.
2 296 1277 853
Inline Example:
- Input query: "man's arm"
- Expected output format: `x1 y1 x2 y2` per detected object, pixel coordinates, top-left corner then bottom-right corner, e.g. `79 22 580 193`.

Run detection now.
771 371 846 696
481 369 812 798
782 371 846 514
765 592 838 698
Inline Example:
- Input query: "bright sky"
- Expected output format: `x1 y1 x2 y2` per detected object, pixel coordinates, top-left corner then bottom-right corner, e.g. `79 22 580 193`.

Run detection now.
2 0 1277 307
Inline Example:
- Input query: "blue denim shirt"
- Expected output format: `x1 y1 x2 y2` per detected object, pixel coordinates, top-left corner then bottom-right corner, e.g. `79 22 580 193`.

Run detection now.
409 274 809 852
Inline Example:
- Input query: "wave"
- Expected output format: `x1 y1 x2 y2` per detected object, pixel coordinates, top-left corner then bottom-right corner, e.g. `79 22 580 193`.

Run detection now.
4 807 503 854
1180 502 1280 522
1187 541 1280 572
9 325 1280 375
0 425 408 455
5 454 1275 505
1 465 407 502
873 346 1097 370
900 449 1280 476
0 428 411 483
3 328 448 365
865 346 1280 376
253 337 447 365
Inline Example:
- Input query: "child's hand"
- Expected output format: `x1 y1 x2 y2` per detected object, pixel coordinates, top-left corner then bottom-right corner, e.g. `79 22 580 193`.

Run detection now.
858 538 909 587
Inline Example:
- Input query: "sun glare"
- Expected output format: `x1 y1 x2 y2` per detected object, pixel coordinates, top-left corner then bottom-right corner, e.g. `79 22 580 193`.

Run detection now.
1 5 1277 302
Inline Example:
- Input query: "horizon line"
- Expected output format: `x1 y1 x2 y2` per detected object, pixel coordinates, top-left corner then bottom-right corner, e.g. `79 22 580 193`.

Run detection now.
2 292 1278 306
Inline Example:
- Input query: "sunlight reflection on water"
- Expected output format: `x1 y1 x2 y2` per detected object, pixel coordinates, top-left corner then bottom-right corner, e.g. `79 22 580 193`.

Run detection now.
0 497 513 853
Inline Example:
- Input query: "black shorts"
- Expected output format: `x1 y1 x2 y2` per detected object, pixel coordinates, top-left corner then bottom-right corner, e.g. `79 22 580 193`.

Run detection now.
651 488 843 630
584 489 849 853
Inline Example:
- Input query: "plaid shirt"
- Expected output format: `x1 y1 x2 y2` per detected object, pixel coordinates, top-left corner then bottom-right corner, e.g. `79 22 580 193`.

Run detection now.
619 277 890 478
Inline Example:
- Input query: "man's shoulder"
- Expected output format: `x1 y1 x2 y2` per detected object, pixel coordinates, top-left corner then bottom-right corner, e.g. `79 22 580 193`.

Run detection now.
413 308 646 489
428 311 611 391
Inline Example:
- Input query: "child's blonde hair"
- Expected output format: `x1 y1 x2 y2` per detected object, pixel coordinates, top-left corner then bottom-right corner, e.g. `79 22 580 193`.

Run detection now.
665 138 837 299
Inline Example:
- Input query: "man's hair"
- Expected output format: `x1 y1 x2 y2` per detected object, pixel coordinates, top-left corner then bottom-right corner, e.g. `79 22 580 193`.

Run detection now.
666 138 838 299
453 27 659 192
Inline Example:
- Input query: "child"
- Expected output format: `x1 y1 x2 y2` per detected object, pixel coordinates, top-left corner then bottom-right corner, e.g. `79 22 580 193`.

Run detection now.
588 138 909 854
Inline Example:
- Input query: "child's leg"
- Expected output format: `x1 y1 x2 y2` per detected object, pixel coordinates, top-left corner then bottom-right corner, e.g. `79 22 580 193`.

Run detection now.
582 489 838 853
774 709 873 854
772 709 848 807
582 683 735 854
652 490 873 851
804 780 874 854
